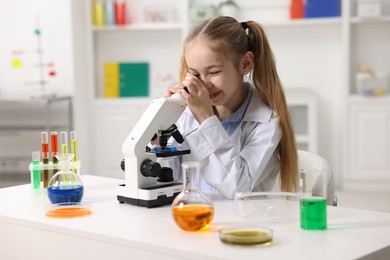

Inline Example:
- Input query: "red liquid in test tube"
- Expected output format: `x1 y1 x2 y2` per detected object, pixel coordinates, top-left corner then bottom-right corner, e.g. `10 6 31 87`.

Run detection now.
115 0 126 25
51 132 59 176
41 132 50 188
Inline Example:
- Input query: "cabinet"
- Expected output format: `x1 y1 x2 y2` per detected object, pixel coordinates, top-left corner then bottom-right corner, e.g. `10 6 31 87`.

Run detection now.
345 1 390 94
0 97 73 187
343 0 390 190
286 91 318 154
89 0 188 100
87 0 188 176
91 100 146 178
344 96 390 189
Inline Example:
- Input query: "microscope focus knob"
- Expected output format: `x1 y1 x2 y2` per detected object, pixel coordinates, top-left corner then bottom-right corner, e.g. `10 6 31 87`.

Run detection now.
140 159 161 178
158 167 174 182
120 159 125 172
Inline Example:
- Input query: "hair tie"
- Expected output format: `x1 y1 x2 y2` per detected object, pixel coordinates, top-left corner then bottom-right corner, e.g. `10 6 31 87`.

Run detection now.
240 22 248 30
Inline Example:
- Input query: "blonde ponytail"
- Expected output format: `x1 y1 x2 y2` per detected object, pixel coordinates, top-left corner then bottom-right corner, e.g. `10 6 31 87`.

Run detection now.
247 21 298 192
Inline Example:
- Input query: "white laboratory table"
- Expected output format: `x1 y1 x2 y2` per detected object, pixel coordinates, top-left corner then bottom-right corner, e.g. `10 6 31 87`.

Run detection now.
1 175 390 260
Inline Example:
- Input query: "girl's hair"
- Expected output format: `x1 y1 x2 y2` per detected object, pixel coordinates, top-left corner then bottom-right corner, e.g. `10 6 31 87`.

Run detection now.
179 16 298 192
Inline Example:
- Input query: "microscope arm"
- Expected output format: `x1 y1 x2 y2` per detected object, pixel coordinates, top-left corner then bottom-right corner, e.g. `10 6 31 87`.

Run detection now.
122 93 187 160
118 93 188 207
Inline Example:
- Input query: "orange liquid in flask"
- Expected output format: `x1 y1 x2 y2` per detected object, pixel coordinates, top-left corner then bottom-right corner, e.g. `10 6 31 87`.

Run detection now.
172 205 214 231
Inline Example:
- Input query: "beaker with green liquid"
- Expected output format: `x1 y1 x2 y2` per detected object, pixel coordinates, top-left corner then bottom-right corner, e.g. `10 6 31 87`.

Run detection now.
300 168 327 230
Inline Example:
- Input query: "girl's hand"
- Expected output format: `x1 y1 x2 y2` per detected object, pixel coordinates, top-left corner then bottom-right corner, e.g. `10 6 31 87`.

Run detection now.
161 85 181 98
181 73 214 124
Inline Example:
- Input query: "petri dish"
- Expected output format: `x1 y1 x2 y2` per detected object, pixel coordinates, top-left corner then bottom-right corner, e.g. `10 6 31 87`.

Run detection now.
219 224 273 245
234 192 302 222
45 202 92 218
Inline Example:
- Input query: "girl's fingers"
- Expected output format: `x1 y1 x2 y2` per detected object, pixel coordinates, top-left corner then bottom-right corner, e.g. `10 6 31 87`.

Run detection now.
182 74 202 94
180 87 189 98
162 85 181 98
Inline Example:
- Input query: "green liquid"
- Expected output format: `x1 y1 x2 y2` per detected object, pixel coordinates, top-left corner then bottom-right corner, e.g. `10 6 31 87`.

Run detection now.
32 160 40 189
300 197 327 230
220 230 272 245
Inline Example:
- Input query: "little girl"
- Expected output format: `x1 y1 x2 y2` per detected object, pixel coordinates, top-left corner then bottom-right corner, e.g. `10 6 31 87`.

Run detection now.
163 16 298 199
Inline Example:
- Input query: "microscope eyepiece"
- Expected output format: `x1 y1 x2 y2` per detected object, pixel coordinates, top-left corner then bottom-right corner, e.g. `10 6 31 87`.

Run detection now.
171 129 184 144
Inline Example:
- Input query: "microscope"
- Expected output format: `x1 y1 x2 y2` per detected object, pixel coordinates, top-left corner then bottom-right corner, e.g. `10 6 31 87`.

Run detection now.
117 93 190 208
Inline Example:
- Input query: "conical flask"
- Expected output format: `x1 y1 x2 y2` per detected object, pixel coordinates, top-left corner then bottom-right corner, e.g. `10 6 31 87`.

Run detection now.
47 154 84 204
171 161 214 231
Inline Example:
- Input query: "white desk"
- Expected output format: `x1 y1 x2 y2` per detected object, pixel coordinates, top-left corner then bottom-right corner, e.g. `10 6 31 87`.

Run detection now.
1 175 390 260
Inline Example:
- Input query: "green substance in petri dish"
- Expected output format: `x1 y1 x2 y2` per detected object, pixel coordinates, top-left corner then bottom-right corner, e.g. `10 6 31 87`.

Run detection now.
300 197 327 230
220 230 273 245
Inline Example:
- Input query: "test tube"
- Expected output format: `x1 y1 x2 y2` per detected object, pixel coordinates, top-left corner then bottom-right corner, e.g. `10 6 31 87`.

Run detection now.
32 151 41 189
60 131 68 154
51 132 59 176
41 132 49 188
70 131 78 173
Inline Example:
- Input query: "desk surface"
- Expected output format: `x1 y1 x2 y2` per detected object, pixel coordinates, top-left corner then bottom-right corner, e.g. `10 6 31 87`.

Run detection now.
1 175 390 260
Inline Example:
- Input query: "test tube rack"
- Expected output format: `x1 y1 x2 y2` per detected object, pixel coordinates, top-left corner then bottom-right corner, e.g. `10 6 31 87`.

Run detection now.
28 160 81 191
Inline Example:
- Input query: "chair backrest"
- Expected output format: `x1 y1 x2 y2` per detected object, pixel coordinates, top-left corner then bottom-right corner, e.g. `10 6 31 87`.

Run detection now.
272 150 337 206
297 150 336 205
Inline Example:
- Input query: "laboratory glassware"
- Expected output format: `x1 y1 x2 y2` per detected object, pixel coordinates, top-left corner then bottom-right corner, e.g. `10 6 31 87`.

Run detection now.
41 132 50 187
219 224 273 245
47 154 84 204
171 161 214 231
234 191 302 222
299 168 327 230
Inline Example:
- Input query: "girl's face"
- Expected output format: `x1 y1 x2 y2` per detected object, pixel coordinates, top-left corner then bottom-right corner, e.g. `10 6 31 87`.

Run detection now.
185 39 248 113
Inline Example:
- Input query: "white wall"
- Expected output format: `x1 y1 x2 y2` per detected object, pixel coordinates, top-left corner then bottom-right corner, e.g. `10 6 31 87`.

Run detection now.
0 0 73 97
69 0 90 176
267 25 344 186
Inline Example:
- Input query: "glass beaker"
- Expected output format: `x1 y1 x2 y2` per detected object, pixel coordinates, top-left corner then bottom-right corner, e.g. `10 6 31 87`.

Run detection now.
171 161 214 232
47 154 84 204
299 168 327 230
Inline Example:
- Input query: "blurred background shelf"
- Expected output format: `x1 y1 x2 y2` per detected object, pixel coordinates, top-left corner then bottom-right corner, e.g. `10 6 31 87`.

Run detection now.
0 96 73 188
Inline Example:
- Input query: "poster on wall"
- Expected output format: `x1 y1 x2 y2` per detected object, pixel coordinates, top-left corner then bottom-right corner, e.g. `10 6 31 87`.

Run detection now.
0 0 73 99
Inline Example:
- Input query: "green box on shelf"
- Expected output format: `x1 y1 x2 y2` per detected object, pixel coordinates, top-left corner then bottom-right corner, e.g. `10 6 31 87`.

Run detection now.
119 62 149 97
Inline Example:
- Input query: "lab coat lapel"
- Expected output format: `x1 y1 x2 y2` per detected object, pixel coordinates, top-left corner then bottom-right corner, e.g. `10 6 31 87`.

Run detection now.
244 88 273 124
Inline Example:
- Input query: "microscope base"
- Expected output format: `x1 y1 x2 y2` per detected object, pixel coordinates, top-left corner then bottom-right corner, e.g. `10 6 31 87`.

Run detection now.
117 182 182 208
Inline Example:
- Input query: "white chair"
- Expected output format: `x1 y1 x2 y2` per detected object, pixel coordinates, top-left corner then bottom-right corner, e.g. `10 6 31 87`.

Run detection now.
272 150 337 206
298 150 337 206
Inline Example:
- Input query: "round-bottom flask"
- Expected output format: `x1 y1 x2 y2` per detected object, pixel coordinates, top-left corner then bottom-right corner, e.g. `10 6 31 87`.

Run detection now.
47 154 84 204
171 161 214 231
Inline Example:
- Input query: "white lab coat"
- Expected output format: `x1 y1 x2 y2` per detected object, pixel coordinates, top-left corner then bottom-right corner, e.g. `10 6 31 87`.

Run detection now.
171 85 282 199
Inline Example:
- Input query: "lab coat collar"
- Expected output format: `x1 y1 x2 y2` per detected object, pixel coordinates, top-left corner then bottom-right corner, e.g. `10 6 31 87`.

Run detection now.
243 84 274 124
